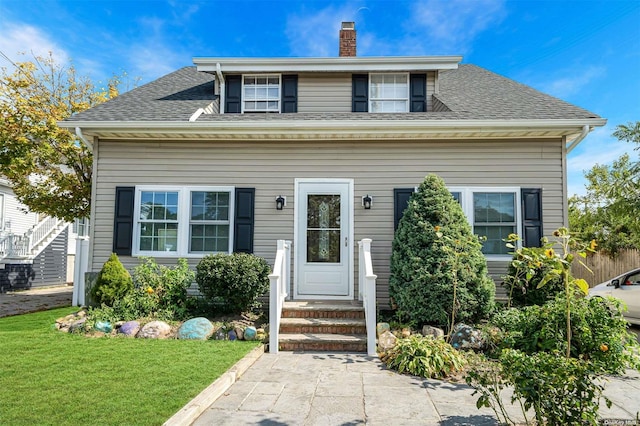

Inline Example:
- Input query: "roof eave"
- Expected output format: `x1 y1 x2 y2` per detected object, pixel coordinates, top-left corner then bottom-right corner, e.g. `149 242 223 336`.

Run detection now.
193 56 462 73
60 118 607 140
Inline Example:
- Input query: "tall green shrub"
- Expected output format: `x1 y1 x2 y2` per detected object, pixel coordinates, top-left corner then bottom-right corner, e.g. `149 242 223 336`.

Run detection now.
91 253 133 306
389 174 495 329
195 253 270 314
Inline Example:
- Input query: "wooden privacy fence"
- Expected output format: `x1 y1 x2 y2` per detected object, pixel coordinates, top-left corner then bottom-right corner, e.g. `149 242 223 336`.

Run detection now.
571 249 640 287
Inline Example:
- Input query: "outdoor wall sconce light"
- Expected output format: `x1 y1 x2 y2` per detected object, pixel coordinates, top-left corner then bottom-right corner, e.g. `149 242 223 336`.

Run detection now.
362 194 373 210
275 195 286 210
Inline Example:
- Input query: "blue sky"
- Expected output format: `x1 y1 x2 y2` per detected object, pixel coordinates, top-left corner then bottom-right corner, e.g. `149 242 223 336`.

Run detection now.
1 0 639 196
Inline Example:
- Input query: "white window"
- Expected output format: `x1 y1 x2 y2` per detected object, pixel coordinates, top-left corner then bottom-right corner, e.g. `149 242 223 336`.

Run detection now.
449 187 521 258
369 73 409 113
133 186 234 257
243 75 280 112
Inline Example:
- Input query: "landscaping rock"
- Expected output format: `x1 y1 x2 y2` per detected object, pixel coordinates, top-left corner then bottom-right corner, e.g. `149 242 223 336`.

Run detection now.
214 329 227 340
449 323 485 350
118 321 141 337
401 327 411 338
378 330 397 351
234 327 244 340
422 325 445 339
228 330 237 341
177 317 214 340
376 322 390 337
137 321 172 339
68 318 87 333
94 321 113 333
244 326 257 341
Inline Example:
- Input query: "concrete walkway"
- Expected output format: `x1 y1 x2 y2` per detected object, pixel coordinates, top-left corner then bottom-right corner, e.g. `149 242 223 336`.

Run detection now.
0 285 73 318
192 352 640 426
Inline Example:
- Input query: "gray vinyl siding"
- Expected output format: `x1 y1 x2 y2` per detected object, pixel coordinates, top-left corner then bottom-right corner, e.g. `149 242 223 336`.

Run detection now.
427 71 436 112
32 227 68 287
297 73 352 113
90 138 565 307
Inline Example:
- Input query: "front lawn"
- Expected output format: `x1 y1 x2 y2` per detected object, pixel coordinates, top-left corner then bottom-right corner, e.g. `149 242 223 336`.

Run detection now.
0 307 260 425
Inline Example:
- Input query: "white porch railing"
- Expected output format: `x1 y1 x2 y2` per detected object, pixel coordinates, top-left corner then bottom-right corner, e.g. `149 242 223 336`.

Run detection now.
269 239 292 354
0 233 30 259
0 217 63 261
359 238 378 356
27 216 63 253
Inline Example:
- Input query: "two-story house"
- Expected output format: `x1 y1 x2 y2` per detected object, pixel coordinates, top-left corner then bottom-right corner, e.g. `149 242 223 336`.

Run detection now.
61 22 605 350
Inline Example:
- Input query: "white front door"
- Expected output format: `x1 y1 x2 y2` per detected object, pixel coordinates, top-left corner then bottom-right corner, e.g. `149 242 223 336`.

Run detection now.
295 180 352 299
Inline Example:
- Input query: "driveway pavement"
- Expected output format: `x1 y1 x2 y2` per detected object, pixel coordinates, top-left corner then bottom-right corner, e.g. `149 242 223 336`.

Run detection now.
0 285 73 318
191 352 640 426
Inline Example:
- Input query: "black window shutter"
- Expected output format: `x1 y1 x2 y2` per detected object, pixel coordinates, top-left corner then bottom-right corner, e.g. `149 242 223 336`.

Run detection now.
234 188 255 253
113 186 135 255
225 75 242 113
352 74 368 112
394 188 415 231
281 74 298 113
410 74 427 112
521 188 543 247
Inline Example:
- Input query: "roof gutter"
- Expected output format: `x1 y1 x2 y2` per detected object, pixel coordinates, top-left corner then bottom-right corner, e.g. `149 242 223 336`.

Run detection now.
75 127 93 152
566 125 590 154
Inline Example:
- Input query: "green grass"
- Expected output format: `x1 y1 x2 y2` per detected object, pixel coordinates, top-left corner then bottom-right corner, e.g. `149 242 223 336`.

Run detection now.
0 307 261 426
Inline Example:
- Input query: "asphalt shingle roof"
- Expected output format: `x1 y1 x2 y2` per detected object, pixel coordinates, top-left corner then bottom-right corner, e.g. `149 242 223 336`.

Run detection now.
66 64 600 123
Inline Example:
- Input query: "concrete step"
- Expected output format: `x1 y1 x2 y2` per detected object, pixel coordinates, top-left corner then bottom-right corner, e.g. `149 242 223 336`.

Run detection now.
278 333 367 352
279 317 366 334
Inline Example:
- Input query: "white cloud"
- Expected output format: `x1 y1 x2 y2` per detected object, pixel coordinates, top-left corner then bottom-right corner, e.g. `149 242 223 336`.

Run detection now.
408 0 507 53
286 5 362 57
540 66 606 99
0 22 68 66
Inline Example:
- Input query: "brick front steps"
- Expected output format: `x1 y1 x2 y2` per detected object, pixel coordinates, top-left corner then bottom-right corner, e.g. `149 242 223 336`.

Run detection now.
278 301 367 352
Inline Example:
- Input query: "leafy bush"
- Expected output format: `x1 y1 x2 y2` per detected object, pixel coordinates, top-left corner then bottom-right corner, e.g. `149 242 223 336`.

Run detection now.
196 253 270 314
381 335 466 379
90 253 133 306
389 174 495 329
503 245 566 307
88 258 195 323
132 257 194 319
491 295 640 374
467 350 611 426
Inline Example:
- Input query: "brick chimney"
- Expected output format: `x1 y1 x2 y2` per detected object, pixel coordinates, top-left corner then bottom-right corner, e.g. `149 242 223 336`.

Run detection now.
339 21 356 57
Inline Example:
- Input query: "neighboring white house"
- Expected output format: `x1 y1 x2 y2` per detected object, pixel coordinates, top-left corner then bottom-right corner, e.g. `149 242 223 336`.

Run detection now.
0 176 73 292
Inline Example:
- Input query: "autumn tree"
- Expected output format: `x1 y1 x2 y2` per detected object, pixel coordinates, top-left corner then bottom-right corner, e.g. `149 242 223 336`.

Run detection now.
569 121 640 254
0 52 126 221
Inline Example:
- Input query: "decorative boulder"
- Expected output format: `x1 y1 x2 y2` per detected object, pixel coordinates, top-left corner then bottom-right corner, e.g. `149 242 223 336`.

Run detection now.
68 318 87 334
94 321 113 333
244 326 257 341
449 323 485 350
378 330 398 351
137 321 172 339
376 322 390 337
177 317 214 340
228 330 237 341
118 321 141 337
234 327 245 340
214 329 227 340
422 325 445 340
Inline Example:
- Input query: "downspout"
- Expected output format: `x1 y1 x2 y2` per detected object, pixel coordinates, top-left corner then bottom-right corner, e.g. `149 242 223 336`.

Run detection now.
75 127 93 153
216 63 225 114
566 125 589 154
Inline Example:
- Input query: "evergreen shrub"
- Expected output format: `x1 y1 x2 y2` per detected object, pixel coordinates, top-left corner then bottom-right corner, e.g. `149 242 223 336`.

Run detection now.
389 174 495 329
90 253 133 306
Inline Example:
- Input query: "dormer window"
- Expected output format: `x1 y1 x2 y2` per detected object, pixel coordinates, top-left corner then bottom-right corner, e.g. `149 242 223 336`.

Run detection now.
369 73 409 113
243 75 281 112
